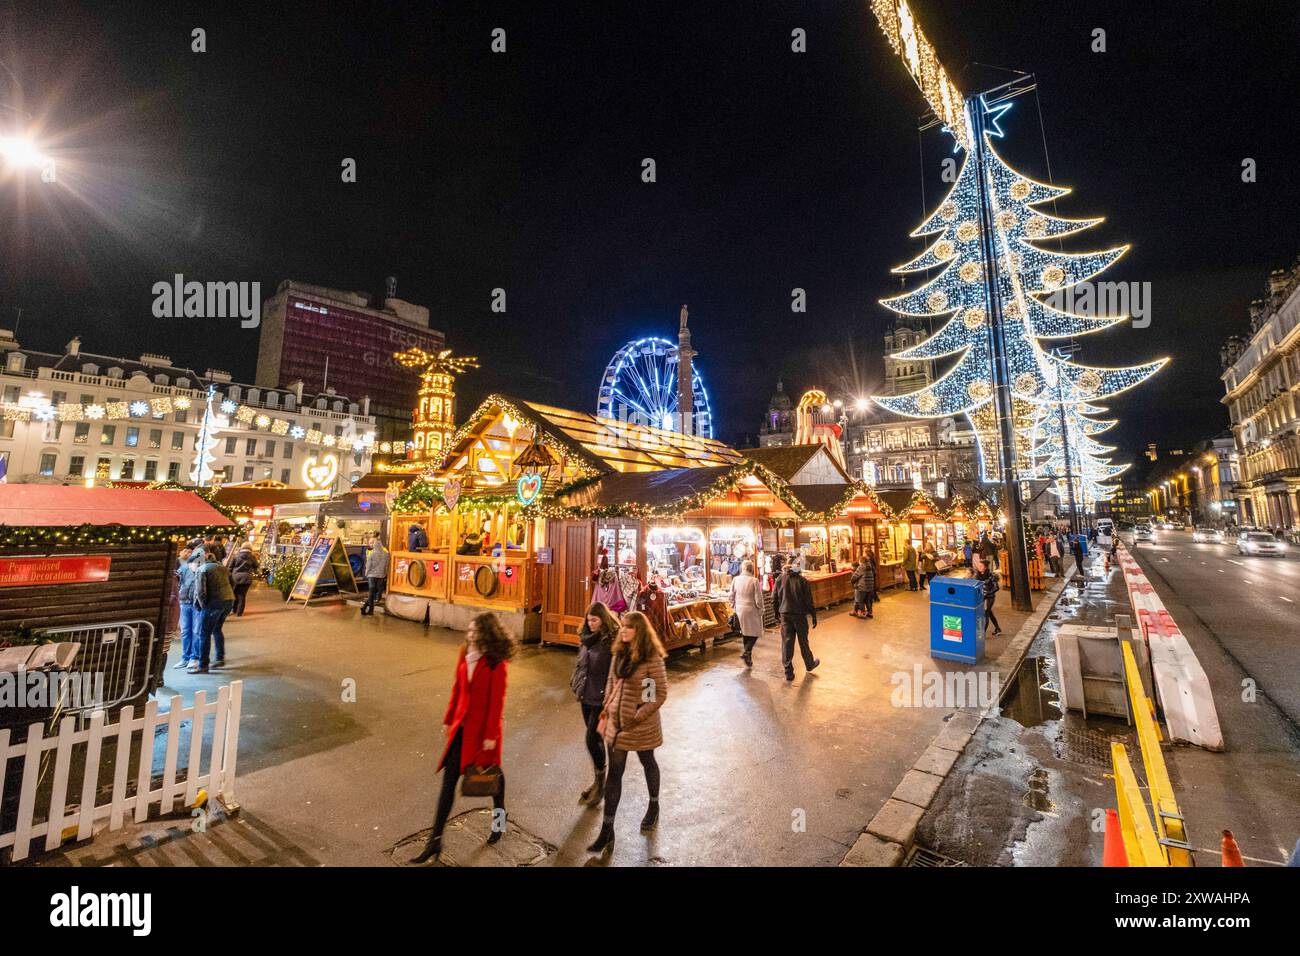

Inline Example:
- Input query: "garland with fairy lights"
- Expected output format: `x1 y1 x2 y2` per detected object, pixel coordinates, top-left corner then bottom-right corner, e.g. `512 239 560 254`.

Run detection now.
0 524 219 548
444 394 604 482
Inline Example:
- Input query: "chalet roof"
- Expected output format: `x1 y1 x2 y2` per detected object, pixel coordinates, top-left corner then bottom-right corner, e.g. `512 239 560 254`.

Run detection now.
445 394 745 480
735 445 822 481
211 486 315 512
784 484 856 516
0 486 233 528
557 466 741 511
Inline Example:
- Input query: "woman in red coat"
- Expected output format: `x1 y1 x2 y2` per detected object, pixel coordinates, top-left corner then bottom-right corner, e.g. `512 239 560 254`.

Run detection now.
412 612 515 864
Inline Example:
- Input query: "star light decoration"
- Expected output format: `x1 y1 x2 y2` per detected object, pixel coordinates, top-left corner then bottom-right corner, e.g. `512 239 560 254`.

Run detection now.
871 113 1168 481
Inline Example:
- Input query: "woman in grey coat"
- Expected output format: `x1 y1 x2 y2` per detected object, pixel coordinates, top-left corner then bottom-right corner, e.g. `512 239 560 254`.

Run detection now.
729 560 766 667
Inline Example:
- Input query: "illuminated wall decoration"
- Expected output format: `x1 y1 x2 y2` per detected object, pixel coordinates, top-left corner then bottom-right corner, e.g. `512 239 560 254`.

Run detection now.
303 453 340 499
793 389 847 471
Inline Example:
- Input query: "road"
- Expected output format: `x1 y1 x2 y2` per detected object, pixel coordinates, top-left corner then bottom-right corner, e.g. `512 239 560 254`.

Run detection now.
1127 528 1300 726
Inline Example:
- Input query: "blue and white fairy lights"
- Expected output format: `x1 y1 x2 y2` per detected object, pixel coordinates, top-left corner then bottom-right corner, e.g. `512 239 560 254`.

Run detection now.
872 109 1167 482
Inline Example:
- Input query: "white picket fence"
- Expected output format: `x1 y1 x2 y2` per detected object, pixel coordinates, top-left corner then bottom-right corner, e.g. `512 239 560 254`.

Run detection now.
0 681 243 863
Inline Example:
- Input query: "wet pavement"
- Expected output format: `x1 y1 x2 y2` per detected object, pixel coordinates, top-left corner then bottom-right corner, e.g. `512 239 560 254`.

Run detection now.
35 575 1044 867
917 542 1300 867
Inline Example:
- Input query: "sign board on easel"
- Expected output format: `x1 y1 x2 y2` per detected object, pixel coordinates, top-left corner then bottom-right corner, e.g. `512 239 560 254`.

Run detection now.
287 534 358 605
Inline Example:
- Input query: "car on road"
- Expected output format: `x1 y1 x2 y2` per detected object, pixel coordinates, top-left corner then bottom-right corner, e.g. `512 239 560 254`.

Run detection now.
1237 530 1288 557
1192 526 1224 544
1134 524 1154 541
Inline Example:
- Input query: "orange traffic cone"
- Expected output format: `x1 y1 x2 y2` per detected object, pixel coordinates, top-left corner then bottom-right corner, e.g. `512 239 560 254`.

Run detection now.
1103 809 1129 867
1221 830 1244 867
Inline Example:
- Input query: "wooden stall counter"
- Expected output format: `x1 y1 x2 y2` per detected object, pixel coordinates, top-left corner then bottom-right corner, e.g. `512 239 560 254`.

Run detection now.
802 568 854 609
664 596 733 652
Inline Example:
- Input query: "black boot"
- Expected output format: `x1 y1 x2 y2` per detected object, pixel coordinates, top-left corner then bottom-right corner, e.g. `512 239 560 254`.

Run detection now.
410 834 441 864
580 767 604 806
640 800 659 831
587 821 615 856
486 813 505 845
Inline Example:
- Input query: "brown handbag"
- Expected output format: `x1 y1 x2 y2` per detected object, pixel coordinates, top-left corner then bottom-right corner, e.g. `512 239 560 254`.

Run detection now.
461 764 503 797
596 677 626 738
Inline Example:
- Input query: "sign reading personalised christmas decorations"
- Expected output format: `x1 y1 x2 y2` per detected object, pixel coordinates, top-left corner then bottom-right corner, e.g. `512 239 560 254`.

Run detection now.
288 535 358 604
0 556 112 588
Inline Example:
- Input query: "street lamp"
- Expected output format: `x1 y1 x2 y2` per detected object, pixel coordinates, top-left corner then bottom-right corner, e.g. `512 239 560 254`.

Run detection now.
0 134 45 169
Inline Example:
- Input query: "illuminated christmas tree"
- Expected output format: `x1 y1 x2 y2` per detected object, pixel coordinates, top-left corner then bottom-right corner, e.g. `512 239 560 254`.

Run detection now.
190 385 221 487
871 124 1167 480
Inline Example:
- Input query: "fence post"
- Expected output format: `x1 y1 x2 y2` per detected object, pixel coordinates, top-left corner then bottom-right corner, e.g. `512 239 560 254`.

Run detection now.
160 695 184 815
14 721 47 862
184 691 208 808
133 698 159 824
76 710 106 842
219 680 243 812
44 715 78 852
109 705 135 831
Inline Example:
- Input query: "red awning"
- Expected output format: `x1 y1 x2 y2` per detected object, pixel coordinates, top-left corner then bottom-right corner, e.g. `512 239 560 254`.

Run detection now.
0 486 233 529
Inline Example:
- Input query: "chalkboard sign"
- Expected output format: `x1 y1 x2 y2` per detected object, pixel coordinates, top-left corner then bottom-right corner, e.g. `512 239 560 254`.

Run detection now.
288 535 359 605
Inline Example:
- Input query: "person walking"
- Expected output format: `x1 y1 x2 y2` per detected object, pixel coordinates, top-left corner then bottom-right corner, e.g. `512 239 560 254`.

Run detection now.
360 534 389 615
774 561 820 682
729 560 765 666
193 553 235 673
974 556 1002 637
412 612 514 864
173 548 201 669
586 611 668 859
903 541 919 591
1046 534 1062 576
571 602 617 806
228 543 258 616
852 555 877 618
920 538 938 590
1070 534 1086 578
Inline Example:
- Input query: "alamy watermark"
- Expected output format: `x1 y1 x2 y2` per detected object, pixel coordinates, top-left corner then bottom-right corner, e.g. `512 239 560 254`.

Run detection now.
151 274 260 328
1044 280 1151 329
890 664 1000 709
0 669 106 710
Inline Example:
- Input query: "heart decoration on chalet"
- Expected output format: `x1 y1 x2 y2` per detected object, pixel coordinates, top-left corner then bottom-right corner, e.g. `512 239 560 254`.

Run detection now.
443 478 462 512
302 454 339 497
516 473 542 506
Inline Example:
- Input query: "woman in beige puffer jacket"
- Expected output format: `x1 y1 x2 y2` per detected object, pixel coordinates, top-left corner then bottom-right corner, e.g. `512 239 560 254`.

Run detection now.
587 610 668 858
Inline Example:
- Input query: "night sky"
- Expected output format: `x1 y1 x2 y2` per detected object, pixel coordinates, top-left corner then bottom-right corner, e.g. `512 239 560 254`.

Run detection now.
2 1 1297 459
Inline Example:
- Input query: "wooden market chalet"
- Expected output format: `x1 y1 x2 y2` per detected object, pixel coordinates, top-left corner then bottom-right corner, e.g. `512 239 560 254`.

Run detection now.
384 394 1001 649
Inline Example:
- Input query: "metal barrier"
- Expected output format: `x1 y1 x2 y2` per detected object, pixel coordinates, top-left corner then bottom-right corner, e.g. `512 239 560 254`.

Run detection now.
1108 641 1193 867
34 621 157 716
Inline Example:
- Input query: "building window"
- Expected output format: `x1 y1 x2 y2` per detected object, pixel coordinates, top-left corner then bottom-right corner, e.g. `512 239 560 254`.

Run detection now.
283 442 293 458
73 422 90 444
280 467 291 484
96 456 111 477
225 437 236 454
39 452 57 476
144 459 158 481
43 421 61 442
148 428 162 449
171 431 185 451
101 425 116 445
120 458 135 480
242 466 254 482
79 393 94 406
125 426 139 447
245 438 257 456
167 461 180 482
3 385 19 403
222 465 233 482
69 455 85 477
265 440 276 458
175 408 187 423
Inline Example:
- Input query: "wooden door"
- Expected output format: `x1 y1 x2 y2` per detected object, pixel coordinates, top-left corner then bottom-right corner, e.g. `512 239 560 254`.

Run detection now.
542 519 593 645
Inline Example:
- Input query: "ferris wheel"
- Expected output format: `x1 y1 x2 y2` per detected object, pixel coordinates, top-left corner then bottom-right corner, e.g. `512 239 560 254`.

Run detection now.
596 336 713 437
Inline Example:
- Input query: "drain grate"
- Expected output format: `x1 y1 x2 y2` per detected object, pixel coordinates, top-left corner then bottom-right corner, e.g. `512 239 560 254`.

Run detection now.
1056 726 1116 767
905 844 967 867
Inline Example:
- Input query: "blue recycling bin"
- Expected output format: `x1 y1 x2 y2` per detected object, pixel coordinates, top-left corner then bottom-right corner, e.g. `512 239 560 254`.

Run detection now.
929 575 985 664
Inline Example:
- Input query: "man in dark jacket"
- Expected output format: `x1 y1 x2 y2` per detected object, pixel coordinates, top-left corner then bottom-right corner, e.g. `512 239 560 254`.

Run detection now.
407 521 429 552
774 565 819 682
227 545 258 616
193 557 235 673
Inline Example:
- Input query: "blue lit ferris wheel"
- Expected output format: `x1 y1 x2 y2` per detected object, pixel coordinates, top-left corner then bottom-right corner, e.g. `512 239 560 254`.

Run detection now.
596 336 713 438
